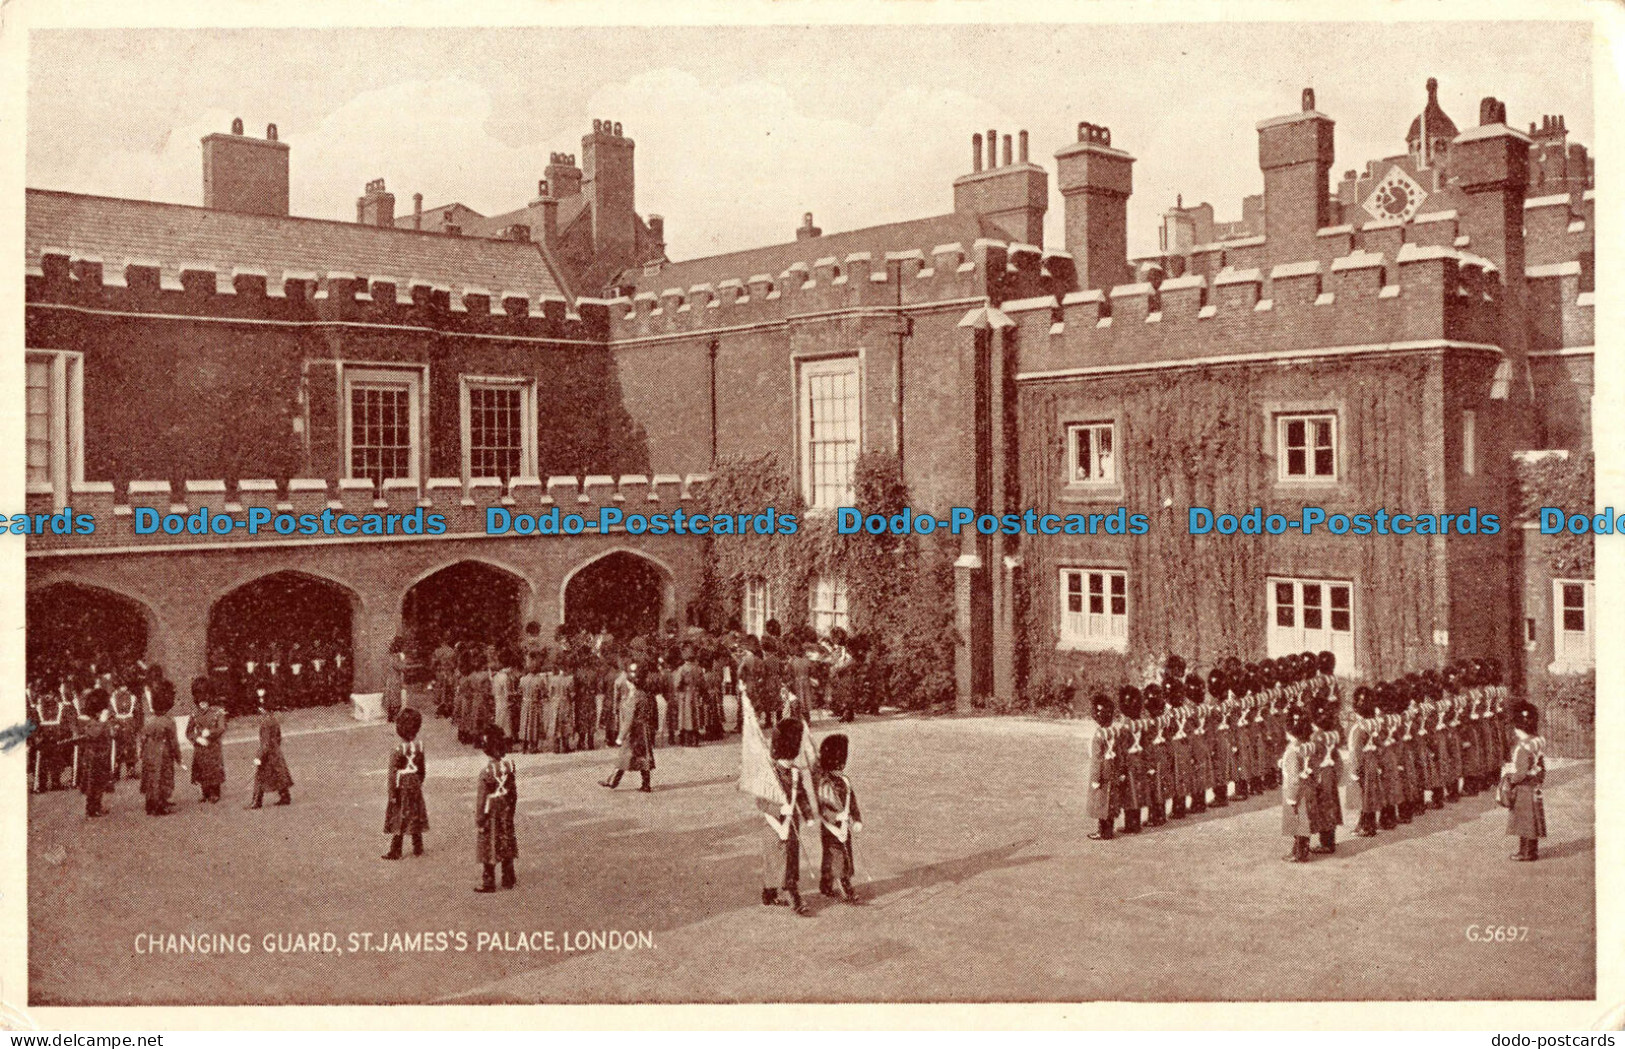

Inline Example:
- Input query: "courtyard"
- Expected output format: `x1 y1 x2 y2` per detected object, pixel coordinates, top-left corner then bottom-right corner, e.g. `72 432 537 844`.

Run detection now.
27 702 1593 1005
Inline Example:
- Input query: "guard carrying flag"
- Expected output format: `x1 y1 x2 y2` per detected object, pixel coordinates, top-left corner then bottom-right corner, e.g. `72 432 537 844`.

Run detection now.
740 695 816 915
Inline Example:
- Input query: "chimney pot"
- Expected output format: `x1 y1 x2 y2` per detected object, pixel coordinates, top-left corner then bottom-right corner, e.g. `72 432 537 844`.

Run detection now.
413 192 423 230
972 133 983 173
1480 97 1500 126
1002 134 1013 166
1302 87 1315 112
231 117 244 135
594 119 602 133
266 123 278 141
1019 130 1029 164
987 129 997 169
613 122 622 136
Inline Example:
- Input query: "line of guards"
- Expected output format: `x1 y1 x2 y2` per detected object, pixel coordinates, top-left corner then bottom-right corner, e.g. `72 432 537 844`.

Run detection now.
1084 652 1547 861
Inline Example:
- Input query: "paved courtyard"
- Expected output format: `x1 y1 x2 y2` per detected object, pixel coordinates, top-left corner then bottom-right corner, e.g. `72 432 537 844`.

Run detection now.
27 701 1593 1005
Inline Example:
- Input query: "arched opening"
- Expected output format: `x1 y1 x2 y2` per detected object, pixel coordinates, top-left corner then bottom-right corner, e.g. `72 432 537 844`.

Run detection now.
27 582 153 684
207 571 358 712
563 550 671 640
402 560 530 655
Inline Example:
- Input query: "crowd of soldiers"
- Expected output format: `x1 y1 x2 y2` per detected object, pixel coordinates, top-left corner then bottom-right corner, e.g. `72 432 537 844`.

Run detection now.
26 660 170 797
410 620 867 762
1085 651 1548 861
204 636 355 714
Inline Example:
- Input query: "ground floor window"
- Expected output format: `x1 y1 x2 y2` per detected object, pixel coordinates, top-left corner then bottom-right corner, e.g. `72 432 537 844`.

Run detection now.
1059 568 1127 651
810 575 849 635
1266 576 1354 670
742 576 774 637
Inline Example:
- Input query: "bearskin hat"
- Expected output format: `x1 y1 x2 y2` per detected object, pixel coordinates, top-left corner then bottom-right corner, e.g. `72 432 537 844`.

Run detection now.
770 717 805 761
1371 681 1393 715
149 679 176 716
1286 711 1315 741
395 706 423 742
81 687 109 718
1207 672 1228 700
1184 673 1204 698
1143 684 1165 718
1317 650 1336 675
819 733 849 773
190 675 214 707
1513 702 1540 736
1351 685 1375 718
1164 654 1187 682
481 725 510 760
1118 686 1144 719
1090 694 1115 725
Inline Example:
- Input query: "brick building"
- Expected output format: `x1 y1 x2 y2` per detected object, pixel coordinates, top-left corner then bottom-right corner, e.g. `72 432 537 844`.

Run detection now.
23 81 1593 711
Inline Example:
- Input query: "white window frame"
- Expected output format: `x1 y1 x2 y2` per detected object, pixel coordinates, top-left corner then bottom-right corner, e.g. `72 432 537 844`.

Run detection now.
1058 568 1128 652
1276 412 1338 482
459 375 537 482
1551 578 1595 673
25 349 84 508
797 355 862 511
1266 576 1354 671
1065 420 1118 486
1462 409 1477 477
343 365 424 485
742 576 774 638
809 575 850 636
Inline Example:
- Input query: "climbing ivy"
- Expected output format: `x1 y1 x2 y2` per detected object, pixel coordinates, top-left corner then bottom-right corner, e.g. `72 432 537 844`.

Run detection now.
1516 451 1595 575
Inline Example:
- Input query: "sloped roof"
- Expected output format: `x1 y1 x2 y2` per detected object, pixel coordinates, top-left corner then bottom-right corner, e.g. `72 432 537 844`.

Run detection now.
461 195 591 240
25 189 571 302
619 211 1010 294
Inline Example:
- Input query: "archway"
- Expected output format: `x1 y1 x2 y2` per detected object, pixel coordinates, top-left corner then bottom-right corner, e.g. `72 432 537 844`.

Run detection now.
402 560 530 656
27 582 154 684
207 571 359 711
563 550 672 640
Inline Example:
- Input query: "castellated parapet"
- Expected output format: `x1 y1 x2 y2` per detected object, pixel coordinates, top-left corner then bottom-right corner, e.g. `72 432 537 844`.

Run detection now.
26 252 612 342
1008 244 1505 377
607 237 1069 340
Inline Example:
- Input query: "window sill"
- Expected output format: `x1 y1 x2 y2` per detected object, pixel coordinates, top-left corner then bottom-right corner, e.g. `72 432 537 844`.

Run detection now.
1056 638 1128 654
1058 484 1125 504
1546 660 1595 676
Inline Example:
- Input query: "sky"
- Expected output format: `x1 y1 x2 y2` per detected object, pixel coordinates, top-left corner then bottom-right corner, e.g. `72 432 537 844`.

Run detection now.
27 22 1593 262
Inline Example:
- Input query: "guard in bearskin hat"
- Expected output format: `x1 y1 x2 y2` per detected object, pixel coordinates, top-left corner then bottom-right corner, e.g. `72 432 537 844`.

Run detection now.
1112 686 1144 833
816 733 864 903
1307 692 1343 854
139 680 182 816
760 718 817 913
1085 694 1117 840
1165 681 1194 820
383 706 429 859
1142 684 1171 827
1348 686 1382 836
1373 683 1403 830
1206 672 1232 808
1280 710 1315 862
1503 702 1547 861
474 726 519 892
1187 674 1214 812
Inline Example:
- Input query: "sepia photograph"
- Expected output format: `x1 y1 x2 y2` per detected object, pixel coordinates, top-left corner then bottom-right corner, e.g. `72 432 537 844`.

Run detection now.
12 10 1602 1017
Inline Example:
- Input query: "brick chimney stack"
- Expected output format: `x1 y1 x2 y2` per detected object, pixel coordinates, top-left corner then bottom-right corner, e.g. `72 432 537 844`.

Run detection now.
1257 88 1335 264
582 120 636 272
1055 122 1133 290
357 178 395 228
1453 95 1530 282
545 152 583 200
201 119 290 216
954 127 1049 247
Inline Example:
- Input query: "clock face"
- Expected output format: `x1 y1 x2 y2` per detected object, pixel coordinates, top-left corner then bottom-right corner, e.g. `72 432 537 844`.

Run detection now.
1363 166 1429 224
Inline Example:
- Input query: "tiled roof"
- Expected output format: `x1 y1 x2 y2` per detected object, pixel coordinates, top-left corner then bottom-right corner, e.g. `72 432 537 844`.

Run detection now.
619 211 1009 295
25 189 570 302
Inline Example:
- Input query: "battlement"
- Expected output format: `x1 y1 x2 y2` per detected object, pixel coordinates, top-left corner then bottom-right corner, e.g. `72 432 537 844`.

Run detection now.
25 473 712 554
26 250 611 343
1011 244 1503 378
606 237 1067 341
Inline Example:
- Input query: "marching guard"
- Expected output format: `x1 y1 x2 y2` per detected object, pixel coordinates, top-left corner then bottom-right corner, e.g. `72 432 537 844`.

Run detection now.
815 733 864 904
1085 693 1117 840
759 718 816 914
139 680 182 816
247 690 293 809
1502 701 1548 862
382 707 429 859
474 727 519 892
187 678 227 804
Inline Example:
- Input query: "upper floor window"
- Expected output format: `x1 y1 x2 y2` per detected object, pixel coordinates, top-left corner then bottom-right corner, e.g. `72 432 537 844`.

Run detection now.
1277 413 1337 481
1059 568 1127 651
1552 579 1595 672
1462 409 1477 477
461 377 537 482
345 367 421 486
26 350 84 507
799 356 861 510
1066 421 1117 486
